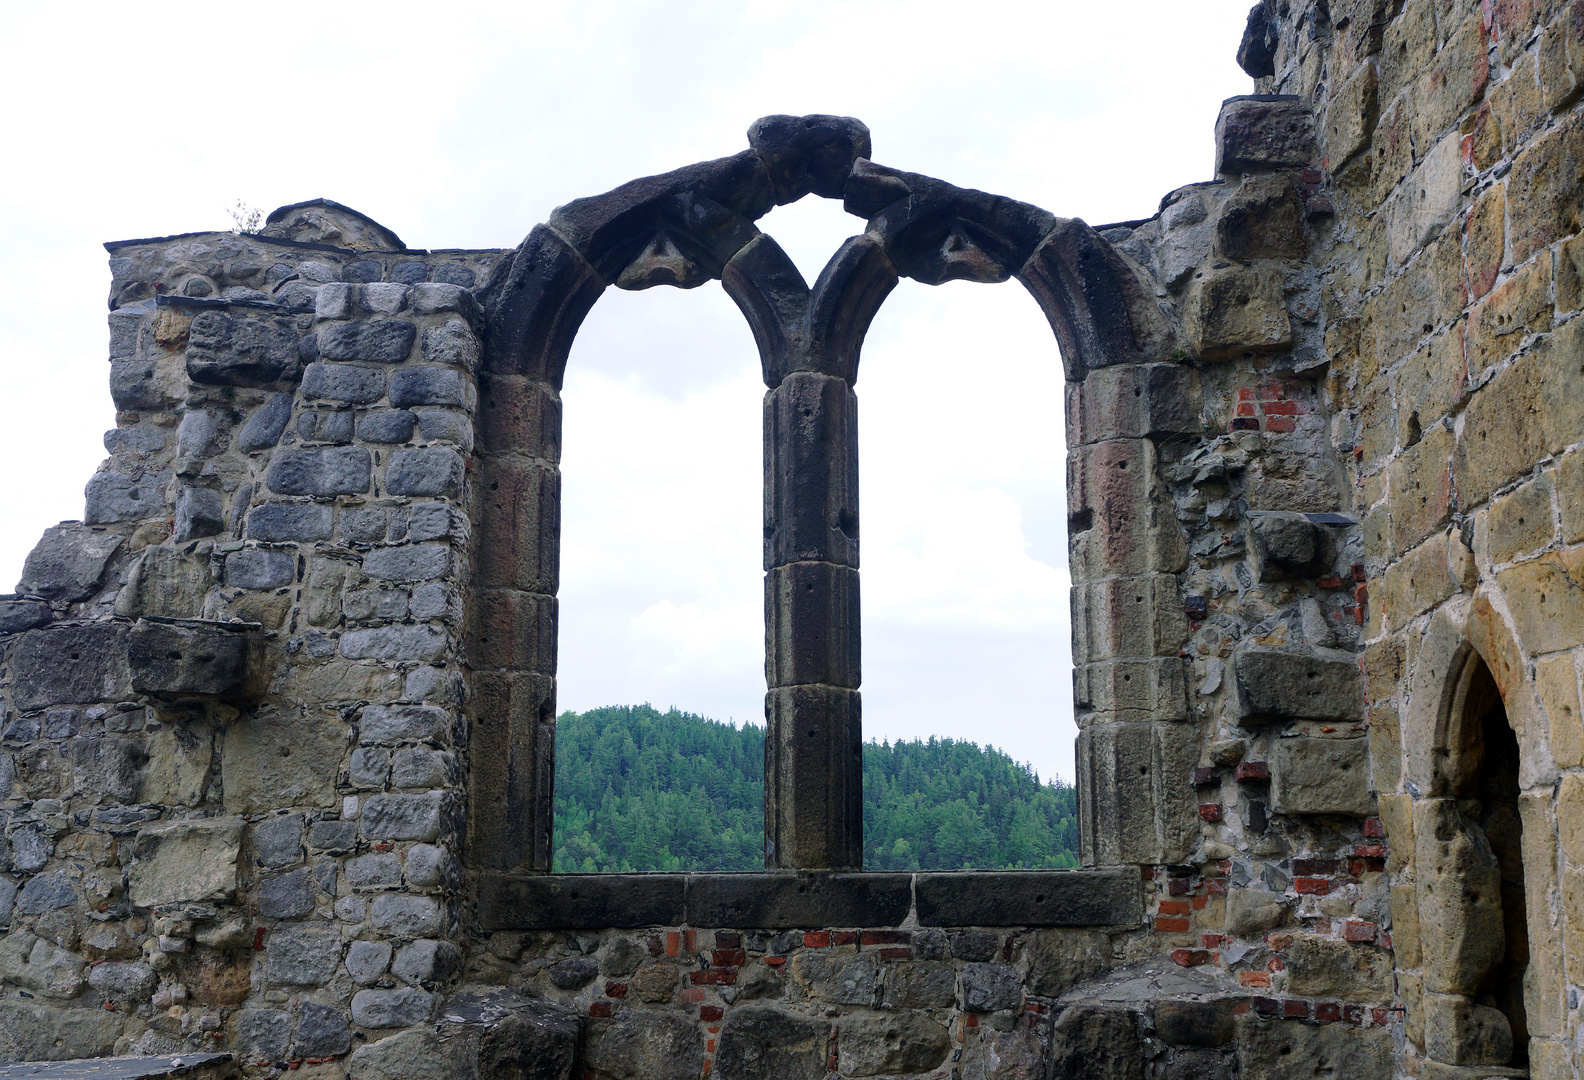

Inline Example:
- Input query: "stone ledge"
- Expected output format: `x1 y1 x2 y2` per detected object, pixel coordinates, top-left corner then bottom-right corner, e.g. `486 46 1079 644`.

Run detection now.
479 868 1142 930
0 1054 236 1079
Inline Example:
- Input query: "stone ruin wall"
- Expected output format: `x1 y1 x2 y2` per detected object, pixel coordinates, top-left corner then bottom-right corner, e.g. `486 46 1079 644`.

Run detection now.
0 1 1578 1077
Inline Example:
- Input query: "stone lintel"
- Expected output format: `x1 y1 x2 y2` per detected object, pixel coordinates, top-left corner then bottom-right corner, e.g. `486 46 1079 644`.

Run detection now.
479 869 1141 930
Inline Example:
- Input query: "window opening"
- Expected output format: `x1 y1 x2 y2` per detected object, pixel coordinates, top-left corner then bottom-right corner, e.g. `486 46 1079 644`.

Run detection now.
856 277 1075 869
554 285 764 871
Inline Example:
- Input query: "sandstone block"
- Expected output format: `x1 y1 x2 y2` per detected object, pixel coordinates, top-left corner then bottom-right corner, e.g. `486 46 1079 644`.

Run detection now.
1073 657 1189 724
792 952 877 1006
1508 112 1584 264
1536 654 1583 768
1416 798 1506 994
1379 533 1456 632
764 561 859 688
128 817 243 907
1067 439 1188 578
1184 265 1292 360
1389 422 1455 553
0 1001 119 1062
1215 173 1306 259
1386 133 1464 265
1070 575 1188 666
1468 249 1553 374
1324 60 1379 167
1215 95 1316 173
1284 934 1392 1001
1483 473 1556 566
1235 1019 1390 1079
221 712 344 814
1455 351 1546 509
1226 886 1289 935
1230 646 1364 725
1270 735 1373 816
1076 720 1198 865
1246 512 1334 581
1466 183 1506 301
1398 330 1469 441
881 960 957 1008
1423 993 1513 1066
837 1013 951 1077
1069 363 1200 445
1497 546 1584 655
1047 1007 1144 1080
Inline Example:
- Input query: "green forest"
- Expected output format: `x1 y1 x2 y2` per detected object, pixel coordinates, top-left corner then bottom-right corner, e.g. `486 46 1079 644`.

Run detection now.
552 704 1079 872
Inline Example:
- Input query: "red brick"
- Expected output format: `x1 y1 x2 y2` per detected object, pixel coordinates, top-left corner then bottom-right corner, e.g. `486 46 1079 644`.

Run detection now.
1201 934 1225 948
646 935 665 957
1294 878 1332 895
1192 895 1208 910
1171 949 1212 966
1207 880 1226 895
1158 900 1193 916
1317 575 1344 589
1265 417 1297 433
1233 1000 1251 1014
1199 803 1224 822
831 931 857 947
764 956 785 967
1342 1004 1364 1024
683 929 696 952
964 1014 979 1028
1155 917 1191 932
860 930 911 946
714 933 741 948
876 948 913 960
1372 1007 1391 1025
1252 994 1279 1014
1363 817 1386 838
803 931 830 948
1268 957 1286 972
1238 387 1258 401
1268 933 1294 952
1284 1000 1309 1019
1193 767 1219 785
1236 402 1258 418
1264 400 1300 415
1141 867 1157 880
1234 762 1270 782
1315 1002 1342 1022
690 969 738 986
605 982 628 999
1293 858 1340 875
712 949 746 967
666 931 680 957
1168 878 1192 896
700 1005 724 1022
589 1001 613 1018
680 988 705 1004
1353 844 1386 858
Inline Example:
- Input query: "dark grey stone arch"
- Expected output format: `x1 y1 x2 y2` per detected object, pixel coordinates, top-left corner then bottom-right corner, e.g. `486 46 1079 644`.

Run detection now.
467 113 1186 880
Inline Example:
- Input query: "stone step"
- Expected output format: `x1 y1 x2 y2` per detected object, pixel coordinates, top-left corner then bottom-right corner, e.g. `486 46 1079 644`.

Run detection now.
0 1055 235 1080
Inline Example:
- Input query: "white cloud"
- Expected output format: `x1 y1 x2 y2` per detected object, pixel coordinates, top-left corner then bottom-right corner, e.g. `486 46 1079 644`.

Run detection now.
0 0 1255 781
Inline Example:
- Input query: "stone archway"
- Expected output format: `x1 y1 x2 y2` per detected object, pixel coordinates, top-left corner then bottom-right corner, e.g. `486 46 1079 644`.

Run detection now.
467 114 1193 880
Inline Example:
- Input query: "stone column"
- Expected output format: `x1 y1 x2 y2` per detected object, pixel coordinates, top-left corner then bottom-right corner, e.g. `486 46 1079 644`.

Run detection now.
763 369 862 869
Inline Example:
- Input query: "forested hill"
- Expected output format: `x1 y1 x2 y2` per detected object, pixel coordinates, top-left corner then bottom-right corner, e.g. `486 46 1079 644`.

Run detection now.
552 704 1078 872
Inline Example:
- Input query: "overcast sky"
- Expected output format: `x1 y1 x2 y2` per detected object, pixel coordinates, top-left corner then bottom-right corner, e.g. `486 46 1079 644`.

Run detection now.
0 2 1253 783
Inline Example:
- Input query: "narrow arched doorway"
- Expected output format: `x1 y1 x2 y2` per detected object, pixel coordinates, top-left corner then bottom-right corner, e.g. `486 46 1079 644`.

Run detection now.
1454 655 1530 1067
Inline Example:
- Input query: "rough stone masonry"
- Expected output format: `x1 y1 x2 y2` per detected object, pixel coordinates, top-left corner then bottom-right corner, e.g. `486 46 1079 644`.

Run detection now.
0 1 1581 1076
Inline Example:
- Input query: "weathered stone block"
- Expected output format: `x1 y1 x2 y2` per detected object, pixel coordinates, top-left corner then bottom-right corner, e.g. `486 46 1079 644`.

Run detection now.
1069 363 1199 446
1068 439 1188 578
1215 95 1315 173
246 502 332 543
340 623 449 662
296 407 354 445
301 361 386 404
764 372 858 569
837 1013 951 1076
1246 512 1334 581
352 987 437 1029
264 922 341 987
370 892 444 936
1284 934 1392 1001
221 712 344 814
185 311 301 387
128 621 249 697
1508 112 1584 264
85 469 170 524
1184 265 1291 360
1070 575 1189 666
1386 133 1464 265
586 1008 707 1080
1498 546 1584 656
1076 721 1198 865
1073 658 1190 724
361 791 452 842
881 961 956 1008
1235 1019 1390 1079
318 319 418 364
363 543 450 582
17 523 124 602
1270 736 1374 816
1388 422 1455 553
385 447 464 497
9 624 132 710
916 868 1141 926
1455 352 1545 509
714 1006 827 1080
258 867 315 918
1047 1006 1143 1080
1226 886 1289 935
356 408 417 443
1325 60 1379 167
475 458 559 592
1416 798 1506 994
389 366 471 409
0 931 83 998
0 597 49 634
15 871 75 915
0 1001 119 1062
765 562 859 688
347 1028 453 1080
764 684 862 869
1230 646 1364 725
1215 173 1306 259
1423 993 1513 1066
128 817 243 907
267 447 372 496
